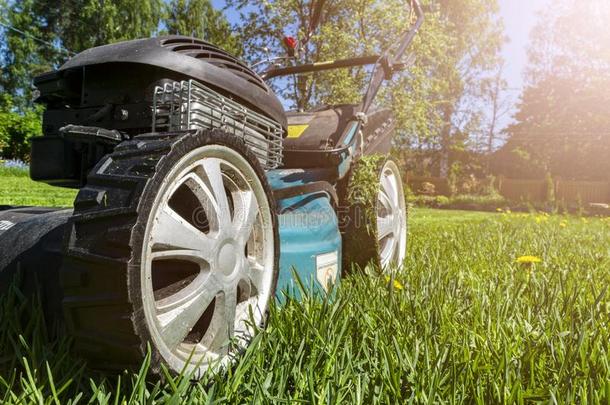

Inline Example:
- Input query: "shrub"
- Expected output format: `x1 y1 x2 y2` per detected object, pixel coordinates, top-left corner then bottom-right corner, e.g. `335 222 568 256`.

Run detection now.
410 193 508 211
0 96 43 161
419 182 436 195
409 195 450 208
448 194 508 211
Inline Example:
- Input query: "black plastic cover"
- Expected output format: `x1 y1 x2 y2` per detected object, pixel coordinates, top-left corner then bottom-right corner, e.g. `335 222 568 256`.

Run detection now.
58 36 287 128
284 105 360 152
282 105 394 169
0 207 72 325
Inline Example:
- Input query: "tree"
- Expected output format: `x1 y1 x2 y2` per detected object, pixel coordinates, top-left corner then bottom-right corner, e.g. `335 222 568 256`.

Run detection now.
496 0 610 180
431 0 504 178
0 0 64 109
226 0 377 110
227 0 503 177
472 62 511 155
164 0 241 56
57 0 164 52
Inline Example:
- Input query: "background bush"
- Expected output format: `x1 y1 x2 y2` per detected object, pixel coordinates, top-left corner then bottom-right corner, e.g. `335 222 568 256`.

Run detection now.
0 96 42 162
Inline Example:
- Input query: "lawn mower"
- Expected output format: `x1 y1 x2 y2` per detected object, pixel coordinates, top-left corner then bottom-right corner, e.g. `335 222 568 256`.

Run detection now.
0 1 423 375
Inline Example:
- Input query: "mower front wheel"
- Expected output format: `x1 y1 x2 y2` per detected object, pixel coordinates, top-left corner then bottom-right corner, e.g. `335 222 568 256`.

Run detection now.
61 130 278 376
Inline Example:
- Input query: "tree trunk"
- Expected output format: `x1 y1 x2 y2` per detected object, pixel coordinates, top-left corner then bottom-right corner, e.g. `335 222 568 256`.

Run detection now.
439 105 453 178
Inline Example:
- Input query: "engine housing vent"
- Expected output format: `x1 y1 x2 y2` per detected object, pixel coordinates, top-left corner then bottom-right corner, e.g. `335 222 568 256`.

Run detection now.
160 37 268 92
153 79 283 170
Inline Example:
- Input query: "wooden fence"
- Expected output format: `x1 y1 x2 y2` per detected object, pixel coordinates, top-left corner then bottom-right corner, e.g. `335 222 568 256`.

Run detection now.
498 177 610 204
407 174 610 204
497 178 549 202
554 179 610 204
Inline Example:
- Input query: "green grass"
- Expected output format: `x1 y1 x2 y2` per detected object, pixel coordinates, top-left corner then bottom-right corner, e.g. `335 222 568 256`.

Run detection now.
0 167 77 207
1 185 610 402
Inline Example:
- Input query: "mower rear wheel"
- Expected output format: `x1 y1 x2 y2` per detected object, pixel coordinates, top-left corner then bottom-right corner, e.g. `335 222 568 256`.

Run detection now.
61 130 278 375
376 159 407 269
341 157 407 272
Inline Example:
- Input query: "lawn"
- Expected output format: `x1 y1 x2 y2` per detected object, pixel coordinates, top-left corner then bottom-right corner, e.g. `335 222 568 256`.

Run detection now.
0 167 77 207
1 175 610 402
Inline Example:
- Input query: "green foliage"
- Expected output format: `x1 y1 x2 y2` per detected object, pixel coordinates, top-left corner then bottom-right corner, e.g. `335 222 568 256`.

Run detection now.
2 210 610 402
165 0 242 56
0 165 29 177
346 154 384 213
0 0 64 109
227 0 373 109
58 0 164 52
420 0 504 177
0 96 42 161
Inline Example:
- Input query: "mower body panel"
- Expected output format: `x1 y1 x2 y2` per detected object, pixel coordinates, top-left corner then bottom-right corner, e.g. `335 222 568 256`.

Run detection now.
284 105 360 152
281 105 395 176
0 207 72 323
266 170 341 298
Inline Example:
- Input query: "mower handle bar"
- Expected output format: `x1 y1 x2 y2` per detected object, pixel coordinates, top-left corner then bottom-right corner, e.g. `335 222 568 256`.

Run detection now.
261 0 424 114
392 0 424 68
361 0 424 114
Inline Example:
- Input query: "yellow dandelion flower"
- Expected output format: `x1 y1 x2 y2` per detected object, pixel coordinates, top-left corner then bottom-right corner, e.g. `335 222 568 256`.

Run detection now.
385 275 404 291
496 208 503 212
516 255 542 264
559 222 567 228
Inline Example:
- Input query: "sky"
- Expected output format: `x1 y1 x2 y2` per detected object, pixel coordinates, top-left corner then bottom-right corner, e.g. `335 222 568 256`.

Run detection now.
496 0 551 128
498 0 551 94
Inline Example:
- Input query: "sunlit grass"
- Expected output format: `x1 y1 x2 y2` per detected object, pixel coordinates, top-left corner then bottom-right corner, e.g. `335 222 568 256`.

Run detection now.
1 209 609 403
0 167 76 207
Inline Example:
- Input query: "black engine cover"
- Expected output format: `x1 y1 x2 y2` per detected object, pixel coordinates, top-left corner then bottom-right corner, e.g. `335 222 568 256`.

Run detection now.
31 36 287 188
55 36 286 128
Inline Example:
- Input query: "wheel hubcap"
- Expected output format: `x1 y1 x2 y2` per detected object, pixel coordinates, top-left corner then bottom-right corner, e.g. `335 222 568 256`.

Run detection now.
376 160 407 270
141 145 274 374
218 242 238 277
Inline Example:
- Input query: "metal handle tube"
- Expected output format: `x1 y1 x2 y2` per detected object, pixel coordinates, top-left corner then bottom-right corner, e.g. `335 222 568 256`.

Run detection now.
361 0 424 114
393 0 424 63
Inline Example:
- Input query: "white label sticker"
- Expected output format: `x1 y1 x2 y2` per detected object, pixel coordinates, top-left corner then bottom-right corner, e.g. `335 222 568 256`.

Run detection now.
316 251 338 292
0 220 15 231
